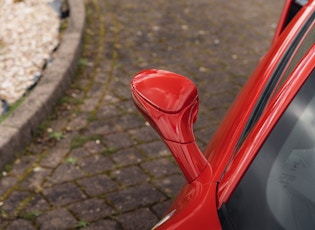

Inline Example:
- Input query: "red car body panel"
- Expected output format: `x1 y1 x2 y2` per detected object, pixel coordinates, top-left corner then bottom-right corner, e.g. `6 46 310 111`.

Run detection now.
131 1 315 229
152 166 221 230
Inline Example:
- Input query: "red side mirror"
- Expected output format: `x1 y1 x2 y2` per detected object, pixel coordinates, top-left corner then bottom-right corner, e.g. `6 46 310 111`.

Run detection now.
131 69 209 183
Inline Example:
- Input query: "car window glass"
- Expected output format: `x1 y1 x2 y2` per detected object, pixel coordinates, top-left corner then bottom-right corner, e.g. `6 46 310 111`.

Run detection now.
219 68 315 230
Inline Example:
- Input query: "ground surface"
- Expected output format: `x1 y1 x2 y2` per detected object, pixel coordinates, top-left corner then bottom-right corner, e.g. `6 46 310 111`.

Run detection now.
0 0 283 229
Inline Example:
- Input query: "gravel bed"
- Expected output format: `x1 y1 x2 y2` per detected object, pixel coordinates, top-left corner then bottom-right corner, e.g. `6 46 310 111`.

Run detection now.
0 0 61 115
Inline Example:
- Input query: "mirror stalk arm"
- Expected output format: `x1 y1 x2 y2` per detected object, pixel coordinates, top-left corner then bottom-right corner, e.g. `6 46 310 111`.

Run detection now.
164 139 209 183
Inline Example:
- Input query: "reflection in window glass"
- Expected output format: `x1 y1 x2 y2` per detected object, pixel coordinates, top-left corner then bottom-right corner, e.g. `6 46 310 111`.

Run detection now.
221 69 315 230
267 91 315 230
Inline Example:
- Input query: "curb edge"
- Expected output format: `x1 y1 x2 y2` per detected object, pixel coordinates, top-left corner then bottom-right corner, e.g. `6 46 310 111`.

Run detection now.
0 0 86 171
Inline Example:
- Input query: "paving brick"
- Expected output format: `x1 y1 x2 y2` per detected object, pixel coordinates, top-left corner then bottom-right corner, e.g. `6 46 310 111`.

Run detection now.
106 183 165 212
50 132 75 149
68 115 87 131
84 219 121 230
68 198 114 222
112 114 146 131
116 208 159 230
48 163 85 184
102 133 136 150
93 71 109 84
43 183 86 206
40 148 68 168
152 200 173 219
128 126 160 143
111 148 145 166
137 141 171 159
102 95 120 104
69 147 91 158
83 140 106 154
111 166 149 186
116 100 138 114
36 208 77 230
77 174 117 197
141 158 180 178
87 119 120 135
195 125 218 150
152 174 186 198
80 97 99 112
77 155 115 175
6 219 36 230
112 87 132 102
96 104 121 119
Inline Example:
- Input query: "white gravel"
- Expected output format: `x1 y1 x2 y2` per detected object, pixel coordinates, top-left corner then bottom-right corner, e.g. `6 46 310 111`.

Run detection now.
0 0 60 115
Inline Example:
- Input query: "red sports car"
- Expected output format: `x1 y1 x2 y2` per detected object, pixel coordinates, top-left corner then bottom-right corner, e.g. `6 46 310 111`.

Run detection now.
131 0 315 229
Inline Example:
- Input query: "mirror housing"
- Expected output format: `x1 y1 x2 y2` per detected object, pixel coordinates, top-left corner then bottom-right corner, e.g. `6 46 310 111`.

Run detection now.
131 69 209 183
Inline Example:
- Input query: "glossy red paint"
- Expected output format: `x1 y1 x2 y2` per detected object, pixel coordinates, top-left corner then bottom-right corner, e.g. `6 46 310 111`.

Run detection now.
130 70 208 183
152 165 221 230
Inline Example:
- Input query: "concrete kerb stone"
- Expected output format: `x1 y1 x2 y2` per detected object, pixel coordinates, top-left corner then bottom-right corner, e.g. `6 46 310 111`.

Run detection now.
0 0 86 171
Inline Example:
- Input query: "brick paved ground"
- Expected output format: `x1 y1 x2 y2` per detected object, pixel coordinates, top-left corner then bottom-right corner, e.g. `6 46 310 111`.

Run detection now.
0 0 283 229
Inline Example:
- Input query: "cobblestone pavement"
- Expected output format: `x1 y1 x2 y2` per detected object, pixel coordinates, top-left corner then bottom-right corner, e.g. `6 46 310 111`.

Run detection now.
0 0 283 229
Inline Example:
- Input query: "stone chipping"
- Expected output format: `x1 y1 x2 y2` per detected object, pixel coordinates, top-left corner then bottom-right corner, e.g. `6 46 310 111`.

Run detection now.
0 0 60 114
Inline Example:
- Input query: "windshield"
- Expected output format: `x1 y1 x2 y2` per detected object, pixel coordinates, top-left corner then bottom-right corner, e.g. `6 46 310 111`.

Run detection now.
219 68 315 230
